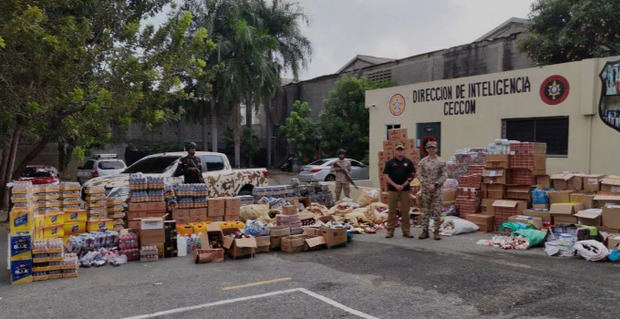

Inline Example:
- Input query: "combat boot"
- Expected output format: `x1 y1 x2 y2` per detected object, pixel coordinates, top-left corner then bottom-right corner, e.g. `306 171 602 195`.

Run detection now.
433 229 441 240
418 230 429 240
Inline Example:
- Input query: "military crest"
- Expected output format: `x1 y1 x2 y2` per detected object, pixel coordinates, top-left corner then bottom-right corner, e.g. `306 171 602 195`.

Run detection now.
540 75 569 105
599 60 620 132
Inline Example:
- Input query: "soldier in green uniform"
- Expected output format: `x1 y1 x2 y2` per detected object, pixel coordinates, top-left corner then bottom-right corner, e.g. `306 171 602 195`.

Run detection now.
417 140 447 240
176 142 203 184
382 143 415 238
331 148 352 200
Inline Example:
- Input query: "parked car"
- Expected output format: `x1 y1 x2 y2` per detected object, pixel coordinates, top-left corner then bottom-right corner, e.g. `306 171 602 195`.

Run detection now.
298 158 369 182
82 151 269 201
77 154 127 184
18 165 60 185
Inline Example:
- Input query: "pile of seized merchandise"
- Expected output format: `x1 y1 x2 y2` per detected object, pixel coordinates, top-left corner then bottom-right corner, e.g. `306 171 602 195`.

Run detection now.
7 176 359 285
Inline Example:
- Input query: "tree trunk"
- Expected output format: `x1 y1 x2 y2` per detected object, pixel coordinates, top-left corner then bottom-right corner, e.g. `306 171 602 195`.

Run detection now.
210 98 218 152
264 99 273 168
245 95 253 167
1 125 23 213
232 101 241 168
202 112 209 151
0 144 10 213
13 135 49 181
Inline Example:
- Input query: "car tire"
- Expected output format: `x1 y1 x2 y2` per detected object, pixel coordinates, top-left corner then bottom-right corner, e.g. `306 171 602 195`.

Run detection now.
325 174 336 181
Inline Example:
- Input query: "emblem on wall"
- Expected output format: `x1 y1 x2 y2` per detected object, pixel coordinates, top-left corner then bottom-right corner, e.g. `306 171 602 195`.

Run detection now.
540 75 570 105
599 60 620 132
389 93 406 116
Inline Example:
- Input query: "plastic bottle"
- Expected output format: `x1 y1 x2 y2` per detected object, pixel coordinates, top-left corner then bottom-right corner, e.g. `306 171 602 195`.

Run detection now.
177 236 187 257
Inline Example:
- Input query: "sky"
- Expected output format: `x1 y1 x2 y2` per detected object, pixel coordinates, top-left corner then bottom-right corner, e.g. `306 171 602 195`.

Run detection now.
291 0 537 81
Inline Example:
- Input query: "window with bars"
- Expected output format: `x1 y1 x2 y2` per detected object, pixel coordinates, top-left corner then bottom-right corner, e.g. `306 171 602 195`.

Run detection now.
386 124 401 140
501 117 569 156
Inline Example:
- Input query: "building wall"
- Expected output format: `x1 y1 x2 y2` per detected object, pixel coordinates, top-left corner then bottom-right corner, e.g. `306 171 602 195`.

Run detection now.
366 56 620 187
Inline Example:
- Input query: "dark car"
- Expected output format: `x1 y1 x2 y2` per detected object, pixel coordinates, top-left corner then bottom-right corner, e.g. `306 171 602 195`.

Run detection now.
18 165 60 185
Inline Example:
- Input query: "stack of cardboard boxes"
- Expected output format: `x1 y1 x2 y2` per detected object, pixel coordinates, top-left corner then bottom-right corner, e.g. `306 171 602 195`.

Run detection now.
84 186 111 232
9 183 34 284
139 217 166 259
378 128 419 205
61 182 87 239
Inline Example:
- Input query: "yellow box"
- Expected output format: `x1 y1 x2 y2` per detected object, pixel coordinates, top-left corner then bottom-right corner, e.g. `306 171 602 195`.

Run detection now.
10 210 33 235
87 219 114 232
44 212 64 227
43 225 64 238
64 210 87 222
63 221 86 235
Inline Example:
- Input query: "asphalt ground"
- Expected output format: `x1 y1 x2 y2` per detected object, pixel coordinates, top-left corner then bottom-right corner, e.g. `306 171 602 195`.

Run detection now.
2 220 620 319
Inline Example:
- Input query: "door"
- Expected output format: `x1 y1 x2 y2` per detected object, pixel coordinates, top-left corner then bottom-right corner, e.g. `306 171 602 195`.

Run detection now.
416 122 441 157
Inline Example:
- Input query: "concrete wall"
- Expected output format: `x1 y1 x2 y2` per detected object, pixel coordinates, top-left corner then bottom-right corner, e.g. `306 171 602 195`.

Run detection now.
366 56 620 188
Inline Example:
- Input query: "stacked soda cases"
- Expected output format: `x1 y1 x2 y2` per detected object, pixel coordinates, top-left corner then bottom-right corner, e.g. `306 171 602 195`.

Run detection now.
84 186 113 232
164 221 178 257
61 182 86 239
33 184 63 241
129 175 165 203
9 182 35 284
107 197 125 231
119 231 139 261
32 238 78 281
173 184 208 209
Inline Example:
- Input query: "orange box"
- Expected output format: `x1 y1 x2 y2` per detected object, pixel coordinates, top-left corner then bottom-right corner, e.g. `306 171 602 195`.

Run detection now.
208 198 225 217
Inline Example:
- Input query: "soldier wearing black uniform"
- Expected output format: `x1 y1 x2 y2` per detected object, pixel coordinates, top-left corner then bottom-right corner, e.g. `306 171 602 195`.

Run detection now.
176 142 203 183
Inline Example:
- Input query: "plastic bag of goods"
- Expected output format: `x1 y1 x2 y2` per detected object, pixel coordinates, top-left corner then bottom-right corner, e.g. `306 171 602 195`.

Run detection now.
531 188 548 205
357 188 379 207
440 216 479 236
302 203 329 216
574 240 609 262
345 208 370 225
511 229 547 248
327 203 354 217
367 202 389 224
239 204 270 221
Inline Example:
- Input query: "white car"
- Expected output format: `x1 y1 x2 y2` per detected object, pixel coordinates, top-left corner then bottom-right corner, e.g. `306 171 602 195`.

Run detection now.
298 158 369 182
77 154 127 184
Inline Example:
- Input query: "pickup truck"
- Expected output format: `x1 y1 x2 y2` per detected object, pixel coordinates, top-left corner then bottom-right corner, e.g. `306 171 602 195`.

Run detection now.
81 151 269 200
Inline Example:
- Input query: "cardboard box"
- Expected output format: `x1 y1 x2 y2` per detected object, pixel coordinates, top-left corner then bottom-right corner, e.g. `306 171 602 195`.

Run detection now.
282 205 298 215
189 208 208 222
10 259 33 285
194 248 224 263
603 205 620 228
493 200 528 213
581 194 595 209
281 234 307 253
9 210 33 235
172 209 190 221
206 216 225 222
464 214 495 232
63 221 86 235
553 215 577 224
255 236 271 253
482 169 509 184
63 210 87 223
225 197 241 216
532 203 549 210
222 236 256 258
205 224 224 248
303 226 322 237
580 174 603 192
208 198 225 217
574 208 602 227
486 184 505 199
549 203 584 215
508 215 543 229
550 173 582 191
536 175 551 189
43 225 64 238
321 226 347 248
505 185 531 202
481 199 496 215
485 154 509 169
128 201 166 213
305 236 327 250
601 178 620 193
594 194 620 208
547 190 573 204
522 209 552 222
10 234 32 261
442 189 457 203
140 229 165 245
607 234 620 250
141 217 164 230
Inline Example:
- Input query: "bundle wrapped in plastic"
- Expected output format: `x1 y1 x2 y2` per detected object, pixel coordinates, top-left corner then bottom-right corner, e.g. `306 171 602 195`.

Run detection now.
243 220 269 237
367 202 389 224
302 203 329 216
239 204 270 222
327 203 354 217
344 208 371 225
440 216 479 236
357 188 379 207
574 240 609 261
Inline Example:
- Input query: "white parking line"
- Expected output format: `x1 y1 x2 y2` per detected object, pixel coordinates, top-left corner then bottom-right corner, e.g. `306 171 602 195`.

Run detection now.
123 288 379 319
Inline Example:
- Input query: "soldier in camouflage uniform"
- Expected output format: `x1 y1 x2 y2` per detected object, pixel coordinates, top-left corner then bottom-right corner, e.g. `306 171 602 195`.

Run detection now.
331 148 352 200
416 140 447 240
175 142 204 184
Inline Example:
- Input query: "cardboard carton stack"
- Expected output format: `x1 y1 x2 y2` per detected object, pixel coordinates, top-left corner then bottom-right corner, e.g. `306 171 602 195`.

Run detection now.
164 220 178 258
107 197 125 231
276 213 303 234
456 187 482 215
32 238 78 281
33 184 64 240
60 182 86 240
140 217 165 259
447 149 487 180
224 197 241 221
9 182 35 284
84 186 112 232
207 197 225 221
492 200 528 230
378 128 419 204
127 175 167 230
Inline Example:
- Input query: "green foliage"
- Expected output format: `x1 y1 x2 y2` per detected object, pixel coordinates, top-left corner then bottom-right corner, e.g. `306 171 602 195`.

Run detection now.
518 0 620 65
280 100 317 162
317 76 393 163
222 126 260 164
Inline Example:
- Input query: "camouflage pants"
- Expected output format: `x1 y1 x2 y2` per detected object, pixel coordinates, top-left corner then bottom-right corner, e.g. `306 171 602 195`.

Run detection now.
335 181 350 200
421 189 442 232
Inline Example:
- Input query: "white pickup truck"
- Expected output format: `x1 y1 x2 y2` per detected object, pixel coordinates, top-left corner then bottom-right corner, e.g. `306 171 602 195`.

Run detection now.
82 151 269 200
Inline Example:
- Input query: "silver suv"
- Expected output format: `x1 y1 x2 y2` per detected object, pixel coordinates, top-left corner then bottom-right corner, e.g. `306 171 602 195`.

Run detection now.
77 154 127 184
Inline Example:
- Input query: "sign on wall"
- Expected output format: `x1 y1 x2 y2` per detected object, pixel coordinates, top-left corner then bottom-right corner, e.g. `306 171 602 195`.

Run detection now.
539 75 570 105
599 60 620 132
389 93 406 116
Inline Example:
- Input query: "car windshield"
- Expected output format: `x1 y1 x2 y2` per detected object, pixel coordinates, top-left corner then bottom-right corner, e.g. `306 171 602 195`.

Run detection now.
123 156 179 174
309 159 328 166
99 160 125 170
22 167 55 178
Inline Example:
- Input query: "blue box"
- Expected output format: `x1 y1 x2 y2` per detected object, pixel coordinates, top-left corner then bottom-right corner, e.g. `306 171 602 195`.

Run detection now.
10 234 32 261
10 259 33 284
